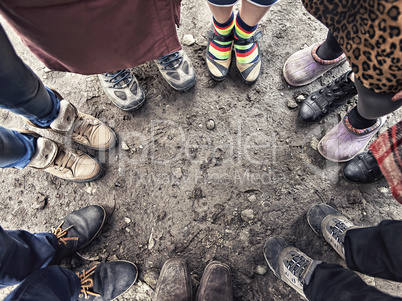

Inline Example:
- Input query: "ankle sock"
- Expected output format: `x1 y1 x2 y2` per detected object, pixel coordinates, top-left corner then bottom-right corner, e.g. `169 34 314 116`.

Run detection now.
234 13 259 65
348 107 377 129
208 13 235 61
316 31 344 60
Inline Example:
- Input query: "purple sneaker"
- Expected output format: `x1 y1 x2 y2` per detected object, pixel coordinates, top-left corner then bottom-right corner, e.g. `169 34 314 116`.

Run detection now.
318 111 386 162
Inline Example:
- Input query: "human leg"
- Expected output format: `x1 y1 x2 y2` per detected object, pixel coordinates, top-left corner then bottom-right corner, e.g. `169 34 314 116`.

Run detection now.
233 0 276 84
308 204 402 281
0 127 35 169
0 24 59 126
304 262 402 301
5 261 138 301
264 234 402 300
4 266 81 301
206 1 236 81
0 205 105 287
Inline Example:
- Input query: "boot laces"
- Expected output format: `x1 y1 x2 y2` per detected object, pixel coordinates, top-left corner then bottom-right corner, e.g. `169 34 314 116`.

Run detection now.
159 51 183 70
53 148 77 174
330 220 347 243
77 265 101 299
286 253 310 285
73 116 99 142
51 221 78 245
103 69 133 89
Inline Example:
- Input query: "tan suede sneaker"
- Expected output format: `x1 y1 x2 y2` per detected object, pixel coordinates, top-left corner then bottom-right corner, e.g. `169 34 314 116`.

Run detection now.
27 136 102 182
28 90 116 151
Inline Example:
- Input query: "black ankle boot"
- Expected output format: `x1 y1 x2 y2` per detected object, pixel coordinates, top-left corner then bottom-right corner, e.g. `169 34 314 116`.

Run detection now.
50 205 106 264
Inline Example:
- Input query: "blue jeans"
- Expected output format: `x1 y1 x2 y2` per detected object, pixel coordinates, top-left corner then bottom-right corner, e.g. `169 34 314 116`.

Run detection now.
0 23 59 169
0 226 80 301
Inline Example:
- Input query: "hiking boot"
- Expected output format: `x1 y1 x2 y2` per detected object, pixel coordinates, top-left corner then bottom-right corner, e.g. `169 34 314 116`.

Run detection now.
342 150 383 183
196 261 233 301
263 237 321 299
27 134 102 182
299 70 357 123
154 50 196 91
154 259 192 301
98 69 146 111
283 41 346 87
77 261 138 300
27 90 116 151
50 205 106 264
307 204 356 259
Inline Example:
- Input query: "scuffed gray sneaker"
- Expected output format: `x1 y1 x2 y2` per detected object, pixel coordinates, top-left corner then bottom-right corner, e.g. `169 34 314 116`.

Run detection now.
307 204 356 259
263 237 321 299
98 69 145 111
154 50 196 91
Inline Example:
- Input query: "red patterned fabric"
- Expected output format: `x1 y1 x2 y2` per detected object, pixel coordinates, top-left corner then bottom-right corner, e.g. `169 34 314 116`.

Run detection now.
370 121 402 204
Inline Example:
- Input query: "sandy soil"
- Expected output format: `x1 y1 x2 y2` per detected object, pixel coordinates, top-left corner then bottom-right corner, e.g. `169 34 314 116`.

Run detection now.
1 0 401 300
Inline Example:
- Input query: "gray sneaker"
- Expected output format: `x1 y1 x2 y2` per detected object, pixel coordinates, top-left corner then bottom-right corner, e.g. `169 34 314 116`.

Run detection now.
307 204 356 259
154 50 196 91
263 237 321 299
98 69 145 111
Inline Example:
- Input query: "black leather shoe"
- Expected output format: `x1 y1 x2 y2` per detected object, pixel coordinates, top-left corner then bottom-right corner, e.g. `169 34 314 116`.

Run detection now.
77 261 138 300
51 205 106 264
299 70 357 123
342 150 383 183
196 261 233 301
154 259 192 301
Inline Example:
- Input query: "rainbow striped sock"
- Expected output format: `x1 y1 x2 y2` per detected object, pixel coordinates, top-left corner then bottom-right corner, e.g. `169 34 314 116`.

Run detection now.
234 14 259 65
208 13 235 61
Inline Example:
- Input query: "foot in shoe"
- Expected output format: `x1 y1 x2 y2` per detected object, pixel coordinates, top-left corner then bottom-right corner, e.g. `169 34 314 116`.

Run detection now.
263 237 321 299
98 69 145 111
206 14 235 81
307 204 356 259
196 261 233 301
27 136 102 182
234 14 262 84
27 90 116 151
153 259 192 301
50 205 106 264
283 41 346 87
298 70 357 123
318 110 386 162
76 261 138 301
343 150 383 183
154 50 196 91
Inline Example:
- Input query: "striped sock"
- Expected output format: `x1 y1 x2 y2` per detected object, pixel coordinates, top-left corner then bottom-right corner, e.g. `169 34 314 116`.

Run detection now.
234 14 259 65
208 13 235 61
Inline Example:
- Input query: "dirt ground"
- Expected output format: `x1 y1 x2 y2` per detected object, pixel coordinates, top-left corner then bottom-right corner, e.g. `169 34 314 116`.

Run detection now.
1 0 402 300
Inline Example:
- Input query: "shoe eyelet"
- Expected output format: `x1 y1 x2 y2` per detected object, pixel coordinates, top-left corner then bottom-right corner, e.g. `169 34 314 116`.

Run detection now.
311 96 316 100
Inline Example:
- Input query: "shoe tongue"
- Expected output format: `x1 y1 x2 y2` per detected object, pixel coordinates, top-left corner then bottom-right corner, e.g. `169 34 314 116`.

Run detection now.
50 100 76 132
28 138 58 168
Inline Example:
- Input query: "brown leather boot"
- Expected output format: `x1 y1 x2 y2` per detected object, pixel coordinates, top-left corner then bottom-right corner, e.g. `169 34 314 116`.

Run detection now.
154 259 192 301
27 90 116 151
27 134 102 182
196 262 233 301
